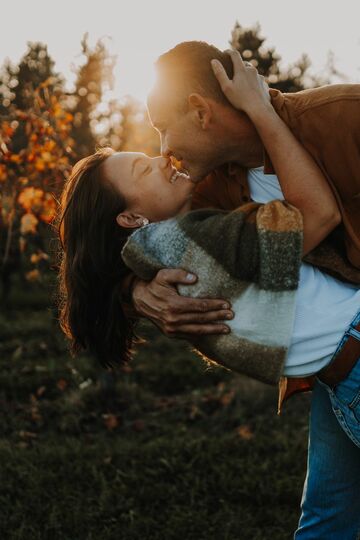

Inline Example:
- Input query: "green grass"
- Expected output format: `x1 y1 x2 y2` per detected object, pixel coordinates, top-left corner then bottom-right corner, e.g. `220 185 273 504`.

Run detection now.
0 279 311 540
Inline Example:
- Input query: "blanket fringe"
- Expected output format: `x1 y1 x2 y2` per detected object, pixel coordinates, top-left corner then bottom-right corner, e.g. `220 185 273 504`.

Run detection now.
277 376 288 416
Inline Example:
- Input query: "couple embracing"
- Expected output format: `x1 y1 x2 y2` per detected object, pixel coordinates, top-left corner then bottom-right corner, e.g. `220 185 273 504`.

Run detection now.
57 41 360 538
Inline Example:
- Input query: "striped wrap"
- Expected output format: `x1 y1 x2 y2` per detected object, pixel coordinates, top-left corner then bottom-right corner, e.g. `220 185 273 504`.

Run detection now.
121 200 303 385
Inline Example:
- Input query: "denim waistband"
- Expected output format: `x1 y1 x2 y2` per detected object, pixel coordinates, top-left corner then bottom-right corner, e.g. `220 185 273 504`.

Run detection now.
345 308 360 340
331 307 360 361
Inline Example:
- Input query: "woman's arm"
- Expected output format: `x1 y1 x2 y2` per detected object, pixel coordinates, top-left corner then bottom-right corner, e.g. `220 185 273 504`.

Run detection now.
211 51 341 255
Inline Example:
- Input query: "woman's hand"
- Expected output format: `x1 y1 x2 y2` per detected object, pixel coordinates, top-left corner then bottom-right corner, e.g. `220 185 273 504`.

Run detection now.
211 49 271 116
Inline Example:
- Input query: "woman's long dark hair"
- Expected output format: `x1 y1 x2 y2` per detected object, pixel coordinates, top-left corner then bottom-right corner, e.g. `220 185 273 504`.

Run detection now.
56 147 138 368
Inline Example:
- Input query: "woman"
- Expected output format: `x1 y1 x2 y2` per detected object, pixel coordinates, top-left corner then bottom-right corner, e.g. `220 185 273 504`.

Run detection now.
57 71 360 538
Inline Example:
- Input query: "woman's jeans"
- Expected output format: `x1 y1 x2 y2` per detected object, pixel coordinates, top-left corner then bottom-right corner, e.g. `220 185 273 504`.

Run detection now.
294 310 360 540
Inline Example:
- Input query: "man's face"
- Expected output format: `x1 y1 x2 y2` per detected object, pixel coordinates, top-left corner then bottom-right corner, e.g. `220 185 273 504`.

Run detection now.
147 90 222 183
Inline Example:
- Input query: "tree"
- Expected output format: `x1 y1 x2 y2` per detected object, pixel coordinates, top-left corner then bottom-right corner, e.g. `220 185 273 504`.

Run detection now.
229 22 324 92
0 81 73 302
0 42 63 112
70 34 116 158
96 95 160 155
0 43 64 154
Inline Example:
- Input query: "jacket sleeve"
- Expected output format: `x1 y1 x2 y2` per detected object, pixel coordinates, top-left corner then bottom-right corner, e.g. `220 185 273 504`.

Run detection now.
271 85 360 272
191 172 225 210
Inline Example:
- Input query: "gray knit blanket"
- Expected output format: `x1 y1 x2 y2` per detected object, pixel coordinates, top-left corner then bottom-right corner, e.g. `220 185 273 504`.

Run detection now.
121 200 303 385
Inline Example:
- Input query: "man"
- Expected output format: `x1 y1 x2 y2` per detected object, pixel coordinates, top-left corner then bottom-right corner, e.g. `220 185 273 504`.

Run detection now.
120 41 360 538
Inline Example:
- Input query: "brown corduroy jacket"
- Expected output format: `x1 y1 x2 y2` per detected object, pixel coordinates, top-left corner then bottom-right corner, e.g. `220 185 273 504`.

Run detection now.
191 84 360 410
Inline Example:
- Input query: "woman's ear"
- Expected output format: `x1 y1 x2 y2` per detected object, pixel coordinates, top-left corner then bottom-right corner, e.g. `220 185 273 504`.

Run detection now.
188 93 212 129
116 212 148 229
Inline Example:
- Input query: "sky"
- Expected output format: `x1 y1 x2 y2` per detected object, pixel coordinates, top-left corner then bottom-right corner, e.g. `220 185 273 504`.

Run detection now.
1 0 359 104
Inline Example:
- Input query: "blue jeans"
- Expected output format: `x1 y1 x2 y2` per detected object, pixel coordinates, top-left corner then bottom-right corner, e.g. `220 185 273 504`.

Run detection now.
294 310 360 540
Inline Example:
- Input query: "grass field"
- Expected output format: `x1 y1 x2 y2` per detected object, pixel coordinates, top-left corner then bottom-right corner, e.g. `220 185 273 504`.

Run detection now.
0 278 311 540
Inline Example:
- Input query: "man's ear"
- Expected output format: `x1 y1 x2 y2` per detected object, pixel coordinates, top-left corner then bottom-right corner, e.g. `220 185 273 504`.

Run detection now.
116 212 146 229
188 93 212 129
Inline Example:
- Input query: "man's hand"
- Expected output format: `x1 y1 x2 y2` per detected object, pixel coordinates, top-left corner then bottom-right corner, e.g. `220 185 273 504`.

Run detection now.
131 269 234 339
211 49 271 116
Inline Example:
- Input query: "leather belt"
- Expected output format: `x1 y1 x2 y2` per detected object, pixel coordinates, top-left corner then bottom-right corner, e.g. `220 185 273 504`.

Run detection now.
317 320 360 387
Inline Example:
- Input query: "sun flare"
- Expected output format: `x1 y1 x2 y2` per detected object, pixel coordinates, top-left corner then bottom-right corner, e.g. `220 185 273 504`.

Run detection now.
116 53 157 104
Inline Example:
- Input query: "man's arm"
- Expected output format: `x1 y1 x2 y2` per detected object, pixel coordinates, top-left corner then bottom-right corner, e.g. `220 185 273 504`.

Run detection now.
271 84 360 269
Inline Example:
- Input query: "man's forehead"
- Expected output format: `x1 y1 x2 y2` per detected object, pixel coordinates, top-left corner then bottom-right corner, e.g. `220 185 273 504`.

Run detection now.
147 88 177 125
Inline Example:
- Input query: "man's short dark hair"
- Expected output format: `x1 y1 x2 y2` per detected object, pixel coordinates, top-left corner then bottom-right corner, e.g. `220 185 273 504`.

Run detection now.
154 41 234 109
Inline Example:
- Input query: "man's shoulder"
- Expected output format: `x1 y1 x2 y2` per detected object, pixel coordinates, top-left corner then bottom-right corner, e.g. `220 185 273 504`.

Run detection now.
278 84 360 116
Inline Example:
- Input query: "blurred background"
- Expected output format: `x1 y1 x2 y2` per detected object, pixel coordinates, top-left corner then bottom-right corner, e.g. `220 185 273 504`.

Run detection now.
0 1 359 538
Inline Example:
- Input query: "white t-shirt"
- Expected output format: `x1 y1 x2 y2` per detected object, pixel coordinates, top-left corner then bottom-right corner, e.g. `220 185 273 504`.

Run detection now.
247 167 360 377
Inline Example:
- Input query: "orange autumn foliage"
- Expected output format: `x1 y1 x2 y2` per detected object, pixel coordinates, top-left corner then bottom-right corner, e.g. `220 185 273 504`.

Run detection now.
0 81 74 279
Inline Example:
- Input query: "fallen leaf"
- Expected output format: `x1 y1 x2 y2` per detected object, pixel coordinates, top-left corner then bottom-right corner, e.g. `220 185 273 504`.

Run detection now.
36 386 46 397
57 378 68 391
19 430 37 439
235 425 254 440
189 404 201 420
102 414 119 431
219 390 235 407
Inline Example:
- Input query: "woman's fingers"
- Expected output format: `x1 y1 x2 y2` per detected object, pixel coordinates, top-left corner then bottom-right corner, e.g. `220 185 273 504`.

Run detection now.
211 59 231 90
226 48 246 72
211 50 271 114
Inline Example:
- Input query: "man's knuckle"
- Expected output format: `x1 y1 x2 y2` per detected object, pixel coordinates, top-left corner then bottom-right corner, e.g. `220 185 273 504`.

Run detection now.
165 313 176 324
169 303 180 314
168 302 180 315
161 300 170 311
164 324 175 337
157 268 167 280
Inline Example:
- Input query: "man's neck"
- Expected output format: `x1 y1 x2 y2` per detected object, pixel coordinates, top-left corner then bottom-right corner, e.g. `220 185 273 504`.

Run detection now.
224 137 264 169
215 111 265 169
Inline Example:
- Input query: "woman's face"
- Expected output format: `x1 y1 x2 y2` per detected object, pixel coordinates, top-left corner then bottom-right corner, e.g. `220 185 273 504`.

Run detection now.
103 152 195 225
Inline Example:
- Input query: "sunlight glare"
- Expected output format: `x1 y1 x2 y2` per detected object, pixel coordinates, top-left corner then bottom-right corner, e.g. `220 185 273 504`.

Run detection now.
116 52 157 105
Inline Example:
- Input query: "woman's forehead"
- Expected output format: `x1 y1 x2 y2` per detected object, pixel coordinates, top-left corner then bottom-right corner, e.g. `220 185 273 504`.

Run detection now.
107 151 145 169
102 152 146 186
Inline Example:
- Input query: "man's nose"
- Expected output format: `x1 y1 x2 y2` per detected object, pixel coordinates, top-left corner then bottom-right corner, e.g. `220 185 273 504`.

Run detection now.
155 156 170 170
160 137 171 158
